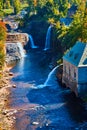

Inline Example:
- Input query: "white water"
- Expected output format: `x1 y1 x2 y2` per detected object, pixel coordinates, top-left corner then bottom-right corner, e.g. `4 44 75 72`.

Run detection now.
29 34 38 48
44 66 58 86
37 66 59 89
44 25 53 51
17 42 25 57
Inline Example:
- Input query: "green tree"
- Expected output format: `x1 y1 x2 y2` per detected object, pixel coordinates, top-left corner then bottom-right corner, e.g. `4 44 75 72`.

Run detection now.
0 0 4 16
58 0 69 17
13 0 21 14
0 0 4 10
4 0 11 9
56 0 87 50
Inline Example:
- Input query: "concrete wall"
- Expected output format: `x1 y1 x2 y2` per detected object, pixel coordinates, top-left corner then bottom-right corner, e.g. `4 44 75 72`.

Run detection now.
62 60 87 96
62 60 78 95
62 60 78 83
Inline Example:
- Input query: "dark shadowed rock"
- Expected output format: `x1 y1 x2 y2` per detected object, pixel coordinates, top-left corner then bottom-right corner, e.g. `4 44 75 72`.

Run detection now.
9 72 13 76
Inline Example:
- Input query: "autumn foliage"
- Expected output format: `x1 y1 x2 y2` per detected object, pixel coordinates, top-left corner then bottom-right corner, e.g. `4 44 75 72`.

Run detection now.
0 21 7 41
0 21 7 69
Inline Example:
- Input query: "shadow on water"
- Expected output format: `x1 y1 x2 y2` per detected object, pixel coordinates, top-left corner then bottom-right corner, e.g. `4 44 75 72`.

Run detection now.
64 92 87 123
26 85 87 129
26 82 87 129
27 87 62 105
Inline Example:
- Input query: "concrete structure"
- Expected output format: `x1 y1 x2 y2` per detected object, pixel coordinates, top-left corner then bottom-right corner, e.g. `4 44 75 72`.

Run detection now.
62 41 87 96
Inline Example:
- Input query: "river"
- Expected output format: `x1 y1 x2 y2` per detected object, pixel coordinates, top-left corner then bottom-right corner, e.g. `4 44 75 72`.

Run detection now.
8 49 87 130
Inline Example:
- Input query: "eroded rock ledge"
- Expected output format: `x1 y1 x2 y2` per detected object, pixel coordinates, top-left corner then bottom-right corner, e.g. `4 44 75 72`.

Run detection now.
5 43 22 64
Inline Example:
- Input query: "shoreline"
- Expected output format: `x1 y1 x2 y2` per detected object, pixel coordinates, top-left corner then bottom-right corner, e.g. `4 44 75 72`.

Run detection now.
0 67 16 130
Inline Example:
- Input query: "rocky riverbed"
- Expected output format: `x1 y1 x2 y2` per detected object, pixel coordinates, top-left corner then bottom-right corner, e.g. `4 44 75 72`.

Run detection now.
0 68 16 130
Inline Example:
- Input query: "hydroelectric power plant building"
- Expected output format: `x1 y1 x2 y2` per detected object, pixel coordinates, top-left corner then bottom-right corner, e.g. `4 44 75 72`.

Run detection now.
62 41 87 97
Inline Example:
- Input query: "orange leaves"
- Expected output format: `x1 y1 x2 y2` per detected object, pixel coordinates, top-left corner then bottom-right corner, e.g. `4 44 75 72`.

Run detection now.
0 21 7 31
0 21 7 69
0 21 7 42
34 0 37 7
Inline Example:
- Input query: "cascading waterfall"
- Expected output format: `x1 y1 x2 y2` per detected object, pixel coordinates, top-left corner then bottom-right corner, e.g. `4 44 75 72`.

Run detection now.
17 42 25 57
29 34 38 48
44 25 53 51
37 66 60 90
44 66 58 87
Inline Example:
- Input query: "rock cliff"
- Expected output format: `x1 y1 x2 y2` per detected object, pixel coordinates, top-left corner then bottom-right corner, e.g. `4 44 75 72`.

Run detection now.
5 43 22 64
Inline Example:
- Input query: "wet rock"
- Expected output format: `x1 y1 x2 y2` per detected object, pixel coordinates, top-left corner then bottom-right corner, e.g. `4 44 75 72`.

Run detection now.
46 123 49 126
12 84 16 88
32 122 39 125
7 112 14 116
13 110 17 113
5 70 9 73
12 116 16 120
2 110 8 115
4 99 7 102
6 78 9 80
9 72 13 76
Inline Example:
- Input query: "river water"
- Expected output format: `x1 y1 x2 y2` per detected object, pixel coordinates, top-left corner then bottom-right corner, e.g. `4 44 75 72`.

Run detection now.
8 50 87 130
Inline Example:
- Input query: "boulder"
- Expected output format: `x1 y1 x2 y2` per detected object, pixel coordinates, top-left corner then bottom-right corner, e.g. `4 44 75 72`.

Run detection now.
9 72 13 76
12 84 16 88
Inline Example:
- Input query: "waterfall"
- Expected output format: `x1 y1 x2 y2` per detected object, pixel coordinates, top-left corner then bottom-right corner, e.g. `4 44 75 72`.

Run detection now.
44 66 58 87
17 42 25 57
29 34 38 48
44 25 53 51
37 66 60 90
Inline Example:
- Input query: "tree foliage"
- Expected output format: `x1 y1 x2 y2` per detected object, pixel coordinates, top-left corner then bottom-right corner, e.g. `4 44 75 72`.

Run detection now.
0 0 28 15
13 0 21 14
24 0 87 53
54 0 87 51
0 21 7 41
0 0 87 54
0 21 7 69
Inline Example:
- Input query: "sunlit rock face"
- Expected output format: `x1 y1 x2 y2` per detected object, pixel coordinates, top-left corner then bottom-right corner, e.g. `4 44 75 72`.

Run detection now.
5 42 22 64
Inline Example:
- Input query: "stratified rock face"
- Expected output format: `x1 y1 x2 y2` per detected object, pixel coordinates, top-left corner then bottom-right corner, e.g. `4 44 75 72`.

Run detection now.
6 33 29 46
5 43 21 64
